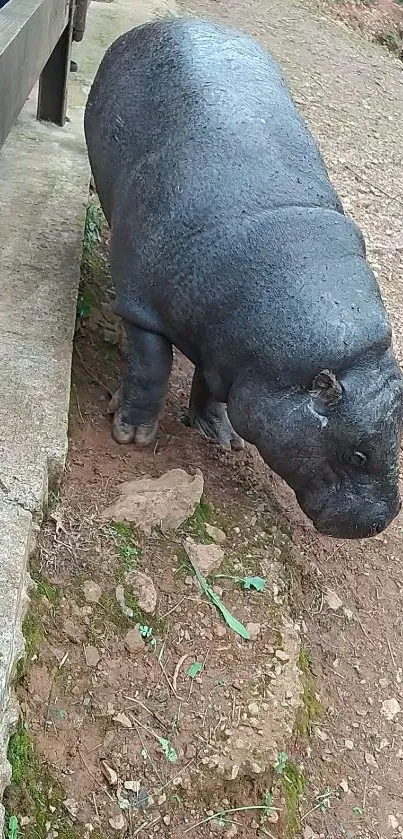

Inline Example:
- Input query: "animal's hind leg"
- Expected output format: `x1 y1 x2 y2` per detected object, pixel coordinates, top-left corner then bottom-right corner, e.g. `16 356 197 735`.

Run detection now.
108 322 172 445
188 367 244 451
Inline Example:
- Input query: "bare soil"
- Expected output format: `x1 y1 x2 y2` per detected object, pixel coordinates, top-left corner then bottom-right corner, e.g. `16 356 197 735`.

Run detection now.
9 0 403 837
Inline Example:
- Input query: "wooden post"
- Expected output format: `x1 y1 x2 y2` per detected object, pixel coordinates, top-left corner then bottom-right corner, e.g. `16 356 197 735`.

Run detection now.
37 0 74 126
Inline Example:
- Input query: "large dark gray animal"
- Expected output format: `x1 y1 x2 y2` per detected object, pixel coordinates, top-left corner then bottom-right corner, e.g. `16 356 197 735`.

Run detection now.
85 18 403 539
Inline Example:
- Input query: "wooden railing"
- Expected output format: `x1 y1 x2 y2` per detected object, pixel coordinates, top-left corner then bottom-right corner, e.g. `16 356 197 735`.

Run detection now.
0 0 75 152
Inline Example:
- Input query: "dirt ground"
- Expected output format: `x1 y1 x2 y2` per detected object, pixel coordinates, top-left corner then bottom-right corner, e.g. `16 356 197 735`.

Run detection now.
7 0 403 838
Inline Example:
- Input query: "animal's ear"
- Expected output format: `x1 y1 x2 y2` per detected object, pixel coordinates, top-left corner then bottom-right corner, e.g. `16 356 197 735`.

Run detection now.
310 369 342 406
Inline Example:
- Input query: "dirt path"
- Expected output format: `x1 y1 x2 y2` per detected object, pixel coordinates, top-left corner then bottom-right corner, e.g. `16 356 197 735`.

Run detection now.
8 2 403 839
178 0 403 836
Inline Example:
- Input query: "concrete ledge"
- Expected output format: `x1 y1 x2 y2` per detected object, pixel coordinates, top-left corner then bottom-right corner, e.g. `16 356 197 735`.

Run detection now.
0 105 88 518
0 501 33 831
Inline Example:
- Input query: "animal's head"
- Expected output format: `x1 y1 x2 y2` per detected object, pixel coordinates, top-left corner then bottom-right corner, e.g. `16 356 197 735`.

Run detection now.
229 353 403 539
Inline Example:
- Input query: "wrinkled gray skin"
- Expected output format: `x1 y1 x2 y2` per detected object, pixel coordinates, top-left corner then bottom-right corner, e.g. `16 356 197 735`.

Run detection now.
84 18 403 539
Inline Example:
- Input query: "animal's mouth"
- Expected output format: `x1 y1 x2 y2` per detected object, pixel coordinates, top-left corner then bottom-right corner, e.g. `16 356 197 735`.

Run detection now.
296 488 401 540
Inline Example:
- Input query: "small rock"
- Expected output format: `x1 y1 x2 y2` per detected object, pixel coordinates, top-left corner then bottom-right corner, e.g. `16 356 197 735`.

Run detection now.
382 698 401 720
388 815 399 830
63 618 85 644
20 817 31 827
124 780 139 792
158 793 167 805
184 541 225 576
248 702 260 716
64 799 78 819
124 627 144 654
84 646 100 667
315 728 328 742
267 811 279 824
163 815 171 826
83 581 102 603
324 588 343 610
205 524 227 543
101 761 118 786
210 819 225 834
109 814 126 831
226 826 238 838
339 779 349 793
125 571 157 614
246 622 261 640
275 649 289 662
345 739 354 750
113 712 132 729
364 751 378 769
303 828 316 839
115 584 133 618
185 743 197 759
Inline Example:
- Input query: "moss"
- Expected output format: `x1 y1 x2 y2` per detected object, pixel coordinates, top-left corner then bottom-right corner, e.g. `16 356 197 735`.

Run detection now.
5 726 90 839
295 645 322 738
36 579 60 606
16 612 44 680
104 521 142 580
279 760 305 835
180 499 215 542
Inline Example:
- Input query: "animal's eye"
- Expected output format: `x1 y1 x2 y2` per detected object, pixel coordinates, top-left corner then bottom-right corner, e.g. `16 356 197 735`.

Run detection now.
348 450 367 468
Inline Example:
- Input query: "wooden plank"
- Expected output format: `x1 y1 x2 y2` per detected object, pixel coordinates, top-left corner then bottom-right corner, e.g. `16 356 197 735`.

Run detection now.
0 0 70 150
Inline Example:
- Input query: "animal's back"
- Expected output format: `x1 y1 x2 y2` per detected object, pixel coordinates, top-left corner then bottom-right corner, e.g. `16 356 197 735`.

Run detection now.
85 17 341 224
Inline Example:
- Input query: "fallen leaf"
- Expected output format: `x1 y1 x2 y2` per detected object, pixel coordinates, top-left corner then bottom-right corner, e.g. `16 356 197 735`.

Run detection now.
242 576 266 592
186 555 250 640
187 661 203 679
159 737 178 763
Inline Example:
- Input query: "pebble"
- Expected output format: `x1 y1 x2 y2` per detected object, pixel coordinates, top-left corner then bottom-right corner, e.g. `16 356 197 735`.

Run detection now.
163 815 171 826
84 646 100 667
185 743 197 759
388 815 399 830
275 649 289 662
382 698 401 720
83 580 102 603
113 712 132 729
101 761 118 786
124 627 144 653
205 523 227 543
125 570 157 614
324 588 343 610
246 622 261 640
364 751 378 769
109 814 126 831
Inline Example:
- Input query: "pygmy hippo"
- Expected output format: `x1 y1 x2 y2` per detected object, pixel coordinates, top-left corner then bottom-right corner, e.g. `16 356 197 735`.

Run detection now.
84 18 403 539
